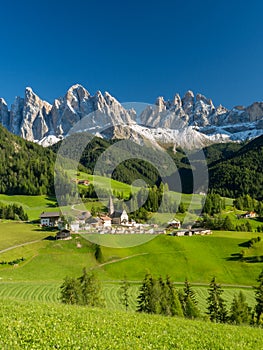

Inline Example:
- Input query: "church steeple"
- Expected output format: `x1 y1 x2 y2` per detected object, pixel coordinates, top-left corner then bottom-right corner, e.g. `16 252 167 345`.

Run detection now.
108 195 115 216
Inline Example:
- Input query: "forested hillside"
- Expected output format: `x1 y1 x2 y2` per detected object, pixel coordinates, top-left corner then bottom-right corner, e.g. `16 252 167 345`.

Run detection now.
208 136 263 199
1 122 263 200
0 125 55 195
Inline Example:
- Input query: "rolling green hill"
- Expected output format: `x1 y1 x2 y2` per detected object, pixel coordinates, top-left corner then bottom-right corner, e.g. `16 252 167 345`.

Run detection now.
1 298 263 349
0 222 262 315
0 223 262 286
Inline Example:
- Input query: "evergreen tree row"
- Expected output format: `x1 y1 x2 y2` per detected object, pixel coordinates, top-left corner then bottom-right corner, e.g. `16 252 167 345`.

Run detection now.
0 202 28 221
136 272 263 326
60 268 263 327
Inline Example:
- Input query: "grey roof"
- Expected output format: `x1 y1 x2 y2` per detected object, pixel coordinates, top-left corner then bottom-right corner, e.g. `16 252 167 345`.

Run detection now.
40 212 60 218
86 217 100 224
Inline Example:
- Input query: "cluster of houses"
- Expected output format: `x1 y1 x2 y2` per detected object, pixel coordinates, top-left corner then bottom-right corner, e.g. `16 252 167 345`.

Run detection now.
40 197 213 239
169 228 212 237
40 196 165 239
40 208 166 238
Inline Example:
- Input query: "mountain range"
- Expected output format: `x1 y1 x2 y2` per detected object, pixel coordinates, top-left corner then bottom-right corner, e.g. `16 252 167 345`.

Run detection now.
1 85 263 150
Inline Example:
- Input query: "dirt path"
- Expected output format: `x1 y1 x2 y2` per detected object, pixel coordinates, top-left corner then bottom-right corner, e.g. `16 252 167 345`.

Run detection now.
0 240 42 254
91 252 149 270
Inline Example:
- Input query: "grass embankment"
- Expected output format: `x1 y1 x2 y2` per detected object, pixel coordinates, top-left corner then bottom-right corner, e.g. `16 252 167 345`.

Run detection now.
0 299 263 349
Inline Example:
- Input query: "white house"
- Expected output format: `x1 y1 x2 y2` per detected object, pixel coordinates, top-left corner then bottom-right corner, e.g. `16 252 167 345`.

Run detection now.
70 222 80 232
167 219 181 229
100 215 112 227
40 212 60 227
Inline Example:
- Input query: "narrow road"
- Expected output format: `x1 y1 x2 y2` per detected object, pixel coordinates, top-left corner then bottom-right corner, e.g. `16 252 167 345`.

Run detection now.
91 252 149 270
0 239 42 254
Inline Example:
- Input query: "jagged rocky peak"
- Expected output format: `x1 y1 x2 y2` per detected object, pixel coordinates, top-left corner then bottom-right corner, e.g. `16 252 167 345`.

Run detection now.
155 96 166 111
20 87 52 141
0 97 7 106
93 90 106 109
66 84 90 104
10 96 24 135
24 87 52 111
1 84 263 149
182 90 195 114
245 102 263 122
171 93 182 108
104 91 119 106
0 98 9 129
216 104 228 115
196 93 214 108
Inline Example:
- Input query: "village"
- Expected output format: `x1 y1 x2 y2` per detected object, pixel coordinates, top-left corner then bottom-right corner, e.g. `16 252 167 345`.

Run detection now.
40 196 213 239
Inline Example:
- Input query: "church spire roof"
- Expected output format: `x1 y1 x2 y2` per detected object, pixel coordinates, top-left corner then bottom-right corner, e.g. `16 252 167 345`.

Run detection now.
108 195 115 216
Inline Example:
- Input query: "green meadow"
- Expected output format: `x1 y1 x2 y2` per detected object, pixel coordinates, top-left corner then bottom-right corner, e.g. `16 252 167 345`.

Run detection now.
0 194 58 221
0 220 262 315
1 298 263 349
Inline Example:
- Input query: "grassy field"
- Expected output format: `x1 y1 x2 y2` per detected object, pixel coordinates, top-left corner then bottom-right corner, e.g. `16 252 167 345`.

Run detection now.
0 194 58 221
0 222 49 251
0 219 263 319
0 281 256 314
96 231 263 285
1 223 263 285
1 298 263 349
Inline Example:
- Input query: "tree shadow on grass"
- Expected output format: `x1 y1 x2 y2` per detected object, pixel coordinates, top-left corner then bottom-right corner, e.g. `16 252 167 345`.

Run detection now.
238 241 251 248
43 235 56 241
45 196 58 208
226 253 263 263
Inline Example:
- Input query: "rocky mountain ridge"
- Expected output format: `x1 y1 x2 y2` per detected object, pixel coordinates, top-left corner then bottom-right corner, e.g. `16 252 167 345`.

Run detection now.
0 84 262 149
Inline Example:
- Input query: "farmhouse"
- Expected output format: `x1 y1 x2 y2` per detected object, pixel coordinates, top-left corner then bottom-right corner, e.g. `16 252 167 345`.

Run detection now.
71 179 90 186
77 179 90 186
100 215 112 227
56 229 71 240
40 212 61 227
241 211 256 219
167 219 181 229
70 222 80 232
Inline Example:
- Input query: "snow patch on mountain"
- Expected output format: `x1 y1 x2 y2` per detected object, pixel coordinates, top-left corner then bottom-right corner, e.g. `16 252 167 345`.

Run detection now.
1 85 263 150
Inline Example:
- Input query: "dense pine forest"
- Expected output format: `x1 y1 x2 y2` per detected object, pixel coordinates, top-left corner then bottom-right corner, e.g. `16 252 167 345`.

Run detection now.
209 135 263 199
1 124 263 200
0 125 55 195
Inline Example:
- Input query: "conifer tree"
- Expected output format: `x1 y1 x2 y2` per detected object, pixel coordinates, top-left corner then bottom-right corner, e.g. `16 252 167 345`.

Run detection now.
78 268 104 307
60 276 81 305
137 274 161 314
207 277 228 323
181 279 200 319
118 276 130 311
165 276 184 317
137 273 155 314
254 269 263 324
230 291 251 325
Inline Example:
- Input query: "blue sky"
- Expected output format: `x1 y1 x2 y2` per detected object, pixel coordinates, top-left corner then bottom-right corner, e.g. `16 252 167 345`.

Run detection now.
0 0 263 108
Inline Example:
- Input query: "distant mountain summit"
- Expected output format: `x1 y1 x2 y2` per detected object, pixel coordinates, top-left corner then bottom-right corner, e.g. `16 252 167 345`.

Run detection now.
0 84 263 149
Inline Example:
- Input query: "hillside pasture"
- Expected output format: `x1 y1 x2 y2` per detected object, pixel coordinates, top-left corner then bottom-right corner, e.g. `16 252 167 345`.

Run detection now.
0 299 263 349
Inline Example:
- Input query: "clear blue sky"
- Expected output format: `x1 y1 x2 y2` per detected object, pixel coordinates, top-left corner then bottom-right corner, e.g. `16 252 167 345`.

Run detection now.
0 0 263 108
